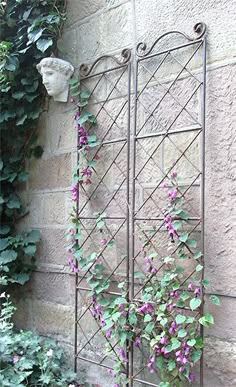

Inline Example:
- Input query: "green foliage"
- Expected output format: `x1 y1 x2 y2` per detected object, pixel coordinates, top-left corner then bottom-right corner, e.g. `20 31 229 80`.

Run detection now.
0 0 65 287
0 294 80 386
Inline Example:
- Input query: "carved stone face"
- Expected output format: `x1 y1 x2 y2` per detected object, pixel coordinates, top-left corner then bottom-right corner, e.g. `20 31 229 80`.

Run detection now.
36 58 74 103
41 67 68 101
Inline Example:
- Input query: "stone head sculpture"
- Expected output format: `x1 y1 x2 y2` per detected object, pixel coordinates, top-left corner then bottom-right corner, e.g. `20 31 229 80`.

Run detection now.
36 58 74 102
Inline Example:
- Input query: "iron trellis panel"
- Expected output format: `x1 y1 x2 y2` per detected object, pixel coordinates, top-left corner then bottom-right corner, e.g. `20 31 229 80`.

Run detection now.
74 22 207 387
74 49 132 382
130 23 207 386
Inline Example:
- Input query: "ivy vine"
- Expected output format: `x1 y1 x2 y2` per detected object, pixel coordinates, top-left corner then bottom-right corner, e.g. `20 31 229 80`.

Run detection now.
0 0 66 287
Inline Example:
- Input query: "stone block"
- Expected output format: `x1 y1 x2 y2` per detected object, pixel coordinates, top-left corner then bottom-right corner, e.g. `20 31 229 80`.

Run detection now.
29 153 72 191
37 228 68 266
43 192 67 225
65 0 127 26
74 3 132 64
20 272 73 306
204 337 236 387
45 111 76 154
31 299 74 342
205 64 236 297
135 0 236 66
57 27 78 67
205 295 236 341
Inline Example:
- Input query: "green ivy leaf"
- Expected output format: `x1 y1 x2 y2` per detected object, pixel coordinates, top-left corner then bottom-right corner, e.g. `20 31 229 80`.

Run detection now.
210 295 221 306
0 225 10 235
179 232 189 243
186 239 197 248
196 264 203 272
187 339 196 347
7 195 21 209
190 298 201 311
175 314 186 324
24 244 37 256
16 114 27 126
173 220 182 230
36 38 53 52
12 91 25 100
194 251 203 259
144 314 152 323
0 249 17 264
0 238 10 251
178 329 187 338
191 349 202 362
145 321 155 334
25 230 40 243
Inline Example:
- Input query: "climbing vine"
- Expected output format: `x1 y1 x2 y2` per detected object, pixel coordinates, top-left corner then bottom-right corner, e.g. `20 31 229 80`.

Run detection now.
67 77 221 387
0 0 66 286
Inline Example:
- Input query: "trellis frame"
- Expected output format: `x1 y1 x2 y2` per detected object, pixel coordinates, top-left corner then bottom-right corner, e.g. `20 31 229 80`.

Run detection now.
74 22 207 386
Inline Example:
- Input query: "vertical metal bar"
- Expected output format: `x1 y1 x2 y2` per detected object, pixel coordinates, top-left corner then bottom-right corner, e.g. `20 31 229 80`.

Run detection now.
126 62 131 384
130 55 139 387
200 37 207 387
74 109 80 373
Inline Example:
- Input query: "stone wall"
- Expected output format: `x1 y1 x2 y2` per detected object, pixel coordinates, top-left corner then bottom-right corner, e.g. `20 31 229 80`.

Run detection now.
15 0 236 386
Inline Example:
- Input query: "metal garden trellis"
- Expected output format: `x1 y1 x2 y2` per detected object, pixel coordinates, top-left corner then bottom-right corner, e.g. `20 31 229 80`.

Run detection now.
73 22 207 387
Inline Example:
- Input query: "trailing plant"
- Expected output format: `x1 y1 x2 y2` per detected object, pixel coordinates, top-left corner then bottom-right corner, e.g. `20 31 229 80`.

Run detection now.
67 81 221 387
0 0 65 286
0 2 84 386
0 292 81 386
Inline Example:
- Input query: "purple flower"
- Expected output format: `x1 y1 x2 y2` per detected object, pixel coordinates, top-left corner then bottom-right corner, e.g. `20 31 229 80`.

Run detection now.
179 366 185 373
194 287 201 297
119 347 127 362
13 355 19 363
188 283 194 291
101 238 108 246
105 328 113 338
79 135 88 146
168 189 178 201
189 373 195 383
160 336 168 345
172 171 178 179
71 184 78 201
134 337 141 347
82 167 92 177
151 267 158 274
137 303 154 314
169 327 176 335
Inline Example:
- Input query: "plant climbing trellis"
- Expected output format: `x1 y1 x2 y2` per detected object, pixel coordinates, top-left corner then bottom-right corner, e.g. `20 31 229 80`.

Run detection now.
72 23 208 386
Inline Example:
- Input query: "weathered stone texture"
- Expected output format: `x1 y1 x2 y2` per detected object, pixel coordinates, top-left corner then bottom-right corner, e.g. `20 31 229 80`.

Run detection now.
135 0 236 65
15 1 236 385
29 153 72 191
61 2 133 64
204 337 236 387
205 64 236 297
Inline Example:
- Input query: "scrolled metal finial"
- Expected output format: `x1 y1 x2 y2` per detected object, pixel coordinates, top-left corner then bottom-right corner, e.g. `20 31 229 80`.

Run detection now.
79 63 90 77
79 48 132 78
193 22 207 39
121 48 132 64
136 42 147 57
136 22 207 58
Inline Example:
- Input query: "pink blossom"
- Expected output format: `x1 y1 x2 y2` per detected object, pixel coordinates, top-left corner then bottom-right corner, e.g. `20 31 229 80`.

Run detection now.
134 337 141 347
194 287 201 297
137 303 154 314
168 189 178 201
160 336 168 345
82 167 92 177
188 283 194 291
161 181 168 188
13 355 19 363
101 238 108 246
